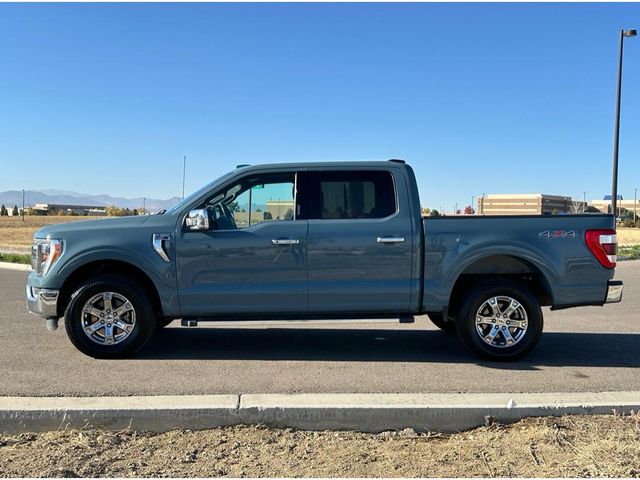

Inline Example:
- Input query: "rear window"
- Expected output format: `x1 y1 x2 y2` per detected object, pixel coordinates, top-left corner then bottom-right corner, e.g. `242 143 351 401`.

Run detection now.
299 171 396 220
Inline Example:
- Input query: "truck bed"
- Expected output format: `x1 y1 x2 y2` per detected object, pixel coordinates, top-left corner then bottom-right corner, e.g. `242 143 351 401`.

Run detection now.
421 214 616 313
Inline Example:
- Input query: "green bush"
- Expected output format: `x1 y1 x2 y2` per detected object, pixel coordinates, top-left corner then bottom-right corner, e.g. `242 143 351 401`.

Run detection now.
0 253 30 264
619 245 640 260
620 217 640 228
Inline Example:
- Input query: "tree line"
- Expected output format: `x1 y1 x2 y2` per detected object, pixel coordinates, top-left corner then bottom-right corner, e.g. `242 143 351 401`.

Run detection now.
0 205 20 216
421 206 475 217
0 204 146 216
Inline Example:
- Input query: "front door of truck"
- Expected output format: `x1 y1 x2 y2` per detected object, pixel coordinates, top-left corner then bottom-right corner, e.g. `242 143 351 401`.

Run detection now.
176 171 308 316
298 169 413 313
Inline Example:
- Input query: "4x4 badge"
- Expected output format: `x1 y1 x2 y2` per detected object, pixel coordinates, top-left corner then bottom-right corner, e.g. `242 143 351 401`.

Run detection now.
539 230 576 239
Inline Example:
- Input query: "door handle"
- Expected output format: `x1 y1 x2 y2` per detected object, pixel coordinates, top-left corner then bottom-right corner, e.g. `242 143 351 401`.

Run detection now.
377 237 405 244
272 238 300 245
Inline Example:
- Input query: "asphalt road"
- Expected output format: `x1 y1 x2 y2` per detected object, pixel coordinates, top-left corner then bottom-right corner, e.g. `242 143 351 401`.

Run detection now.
1 263 638 397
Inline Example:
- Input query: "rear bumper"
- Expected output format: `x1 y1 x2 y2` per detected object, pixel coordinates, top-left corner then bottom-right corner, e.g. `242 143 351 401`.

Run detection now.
605 280 623 304
26 284 59 319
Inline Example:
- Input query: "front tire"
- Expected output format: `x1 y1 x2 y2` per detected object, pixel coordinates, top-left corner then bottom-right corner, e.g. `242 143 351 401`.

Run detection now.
64 274 156 359
455 279 543 361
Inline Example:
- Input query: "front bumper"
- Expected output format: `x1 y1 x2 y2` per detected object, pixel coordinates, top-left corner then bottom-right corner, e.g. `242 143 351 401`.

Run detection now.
605 280 623 304
26 284 59 318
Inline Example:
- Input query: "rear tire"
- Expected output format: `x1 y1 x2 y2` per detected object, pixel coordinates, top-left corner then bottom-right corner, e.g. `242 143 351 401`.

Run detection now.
64 274 156 359
455 279 543 361
427 313 456 333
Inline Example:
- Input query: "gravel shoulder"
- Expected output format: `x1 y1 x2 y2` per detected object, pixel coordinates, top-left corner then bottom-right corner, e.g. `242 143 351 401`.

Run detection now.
1 414 639 478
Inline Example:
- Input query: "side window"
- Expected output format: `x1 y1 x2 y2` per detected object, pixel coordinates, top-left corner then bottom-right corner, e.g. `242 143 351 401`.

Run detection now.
299 171 396 220
203 172 296 230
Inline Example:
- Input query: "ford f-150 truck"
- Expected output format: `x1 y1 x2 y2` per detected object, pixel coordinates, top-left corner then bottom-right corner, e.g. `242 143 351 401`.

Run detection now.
26 160 623 360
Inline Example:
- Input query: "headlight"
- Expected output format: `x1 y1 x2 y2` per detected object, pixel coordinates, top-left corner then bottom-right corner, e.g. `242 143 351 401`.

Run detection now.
32 238 63 276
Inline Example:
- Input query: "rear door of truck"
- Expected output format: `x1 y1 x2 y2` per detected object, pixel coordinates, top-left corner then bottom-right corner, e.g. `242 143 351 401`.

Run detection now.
298 168 413 313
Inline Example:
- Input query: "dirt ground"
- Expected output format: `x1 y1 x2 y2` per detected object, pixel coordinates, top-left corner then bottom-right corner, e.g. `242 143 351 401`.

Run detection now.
1 414 639 478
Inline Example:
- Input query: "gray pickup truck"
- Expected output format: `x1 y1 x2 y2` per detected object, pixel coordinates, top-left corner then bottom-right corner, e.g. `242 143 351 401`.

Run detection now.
26 160 623 360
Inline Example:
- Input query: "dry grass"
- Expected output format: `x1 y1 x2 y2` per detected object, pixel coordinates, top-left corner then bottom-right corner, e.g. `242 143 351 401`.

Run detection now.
1 414 639 477
618 228 640 246
0 216 102 253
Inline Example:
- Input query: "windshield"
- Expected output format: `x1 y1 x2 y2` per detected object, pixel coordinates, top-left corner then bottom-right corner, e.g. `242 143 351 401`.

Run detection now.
165 169 239 215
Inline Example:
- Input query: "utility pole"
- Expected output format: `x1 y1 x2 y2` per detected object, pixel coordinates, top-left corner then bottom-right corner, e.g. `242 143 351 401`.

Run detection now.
635 188 639 223
582 191 587 214
22 189 25 222
143 197 146 215
611 28 637 224
182 155 186 200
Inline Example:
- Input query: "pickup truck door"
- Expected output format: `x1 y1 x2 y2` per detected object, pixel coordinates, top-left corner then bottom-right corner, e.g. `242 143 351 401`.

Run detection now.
175 171 308 316
299 169 413 313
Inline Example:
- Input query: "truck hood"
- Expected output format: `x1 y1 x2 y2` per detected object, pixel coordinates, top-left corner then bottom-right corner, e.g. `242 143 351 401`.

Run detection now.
34 215 153 239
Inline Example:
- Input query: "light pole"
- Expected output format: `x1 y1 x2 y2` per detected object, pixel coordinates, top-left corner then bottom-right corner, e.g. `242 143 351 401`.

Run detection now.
582 191 587 214
635 188 639 223
182 155 186 200
611 28 637 223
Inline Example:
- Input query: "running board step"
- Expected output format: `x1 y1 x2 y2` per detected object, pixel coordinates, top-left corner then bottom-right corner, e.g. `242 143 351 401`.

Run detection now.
180 317 415 326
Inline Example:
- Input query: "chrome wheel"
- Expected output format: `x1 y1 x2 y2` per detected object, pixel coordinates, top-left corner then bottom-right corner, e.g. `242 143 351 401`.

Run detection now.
80 292 136 345
475 296 528 348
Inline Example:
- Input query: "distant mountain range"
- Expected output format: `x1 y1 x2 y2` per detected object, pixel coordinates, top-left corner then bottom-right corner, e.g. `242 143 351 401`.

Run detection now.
0 189 181 211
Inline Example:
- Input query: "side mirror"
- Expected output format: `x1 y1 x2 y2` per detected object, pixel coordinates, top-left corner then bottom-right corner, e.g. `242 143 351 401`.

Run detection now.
185 209 210 231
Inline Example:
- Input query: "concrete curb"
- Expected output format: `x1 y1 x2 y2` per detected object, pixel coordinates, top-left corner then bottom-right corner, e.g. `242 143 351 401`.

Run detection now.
239 392 640 432
1 391 639 434
0 396 240 434
0 262 30 271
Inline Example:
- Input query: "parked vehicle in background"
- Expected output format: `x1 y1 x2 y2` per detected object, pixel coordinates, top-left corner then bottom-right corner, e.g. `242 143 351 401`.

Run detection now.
26 160 623 360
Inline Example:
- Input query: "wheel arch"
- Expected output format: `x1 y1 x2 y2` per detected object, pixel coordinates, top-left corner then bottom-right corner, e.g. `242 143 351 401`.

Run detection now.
57 259 163 319
448 254 554 318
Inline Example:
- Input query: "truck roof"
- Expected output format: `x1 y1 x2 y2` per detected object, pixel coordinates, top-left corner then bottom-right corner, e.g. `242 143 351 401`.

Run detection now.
234 159 408 172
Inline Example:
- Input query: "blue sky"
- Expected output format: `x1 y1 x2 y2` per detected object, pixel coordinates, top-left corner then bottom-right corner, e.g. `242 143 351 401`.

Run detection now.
0 3 638 211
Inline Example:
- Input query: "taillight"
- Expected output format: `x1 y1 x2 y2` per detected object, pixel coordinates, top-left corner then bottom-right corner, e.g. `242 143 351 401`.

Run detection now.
585 229 617 269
